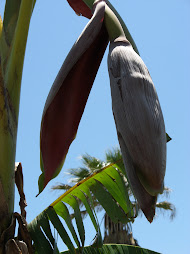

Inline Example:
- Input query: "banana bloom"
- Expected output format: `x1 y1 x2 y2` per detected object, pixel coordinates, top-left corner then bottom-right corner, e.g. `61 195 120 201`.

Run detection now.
39 0 167 223
108 37 166 222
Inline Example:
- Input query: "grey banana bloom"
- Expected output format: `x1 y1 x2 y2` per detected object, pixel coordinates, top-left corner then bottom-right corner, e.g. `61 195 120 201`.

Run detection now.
108 37 166 222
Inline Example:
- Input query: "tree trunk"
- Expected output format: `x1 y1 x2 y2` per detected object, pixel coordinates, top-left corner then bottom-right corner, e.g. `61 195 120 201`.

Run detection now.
0 1 35 252
103 213 139 246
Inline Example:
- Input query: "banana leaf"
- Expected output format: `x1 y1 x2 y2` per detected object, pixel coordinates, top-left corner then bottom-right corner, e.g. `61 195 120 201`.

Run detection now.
61 244 160 254
28 162 135 253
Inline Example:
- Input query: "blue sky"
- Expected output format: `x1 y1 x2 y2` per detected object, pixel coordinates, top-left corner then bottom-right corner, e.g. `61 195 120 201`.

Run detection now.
0 0 190 253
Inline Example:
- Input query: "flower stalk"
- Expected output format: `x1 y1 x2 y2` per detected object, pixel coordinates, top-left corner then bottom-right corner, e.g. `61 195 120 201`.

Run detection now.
82 0 139 54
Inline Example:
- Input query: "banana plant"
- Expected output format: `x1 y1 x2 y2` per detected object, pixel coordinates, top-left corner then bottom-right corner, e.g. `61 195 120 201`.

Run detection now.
39 0 168 224
0 0 169 253
39 0 140 194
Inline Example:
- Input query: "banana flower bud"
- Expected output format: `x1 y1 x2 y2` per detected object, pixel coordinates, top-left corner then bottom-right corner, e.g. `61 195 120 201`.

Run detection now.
108 37 166 222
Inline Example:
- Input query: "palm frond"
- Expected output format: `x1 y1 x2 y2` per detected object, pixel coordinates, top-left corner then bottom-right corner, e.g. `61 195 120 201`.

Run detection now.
67 167 91 183
162 187 172 199
81 154 104 172
51 184 72 191
155 201 176 220
105 147 122 163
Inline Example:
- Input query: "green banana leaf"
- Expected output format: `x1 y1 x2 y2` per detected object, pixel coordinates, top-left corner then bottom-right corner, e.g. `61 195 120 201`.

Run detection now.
28 162 135 253
61 244 160 254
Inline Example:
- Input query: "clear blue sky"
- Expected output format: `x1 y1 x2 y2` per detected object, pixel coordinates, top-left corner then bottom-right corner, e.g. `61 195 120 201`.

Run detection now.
0 0 190 253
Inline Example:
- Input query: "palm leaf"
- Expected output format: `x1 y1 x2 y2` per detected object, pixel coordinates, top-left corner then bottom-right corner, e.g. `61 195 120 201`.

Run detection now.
81 154 104 172
61 244 160 254
51 184 72 191
28 162 135 253
155 201 176 220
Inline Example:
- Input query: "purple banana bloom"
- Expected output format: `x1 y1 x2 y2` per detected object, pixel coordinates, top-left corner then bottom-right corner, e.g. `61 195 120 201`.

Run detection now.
108 37 166 222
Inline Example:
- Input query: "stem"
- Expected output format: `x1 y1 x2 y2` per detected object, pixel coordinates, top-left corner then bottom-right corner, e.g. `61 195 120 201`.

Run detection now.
82 0 139 54
0 19 15 236
83 0 124 41
0 65 16 242
104 4 125 41
3 0 22 46
5 0 34 120
106 1 139 54
0 0 35 246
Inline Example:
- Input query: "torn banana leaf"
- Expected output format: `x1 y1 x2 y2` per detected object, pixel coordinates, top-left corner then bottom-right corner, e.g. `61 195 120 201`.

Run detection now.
108 37 166 222
29 162 134 253
39 1 108 194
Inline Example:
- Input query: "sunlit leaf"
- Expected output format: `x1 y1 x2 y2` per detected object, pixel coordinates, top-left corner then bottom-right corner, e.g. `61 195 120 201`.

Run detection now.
47 207 76 254
90 180 129 224
29 162 134 252
54 202 81 248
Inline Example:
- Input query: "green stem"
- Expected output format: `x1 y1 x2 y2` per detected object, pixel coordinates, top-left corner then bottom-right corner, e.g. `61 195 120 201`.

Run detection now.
0 0 35 244
5 0 34 120
3 0 22 46
106 1 139 54
82 0 139 54
104 4 125 41
0 65 16 241
83 0 124 41
0 16 16 238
